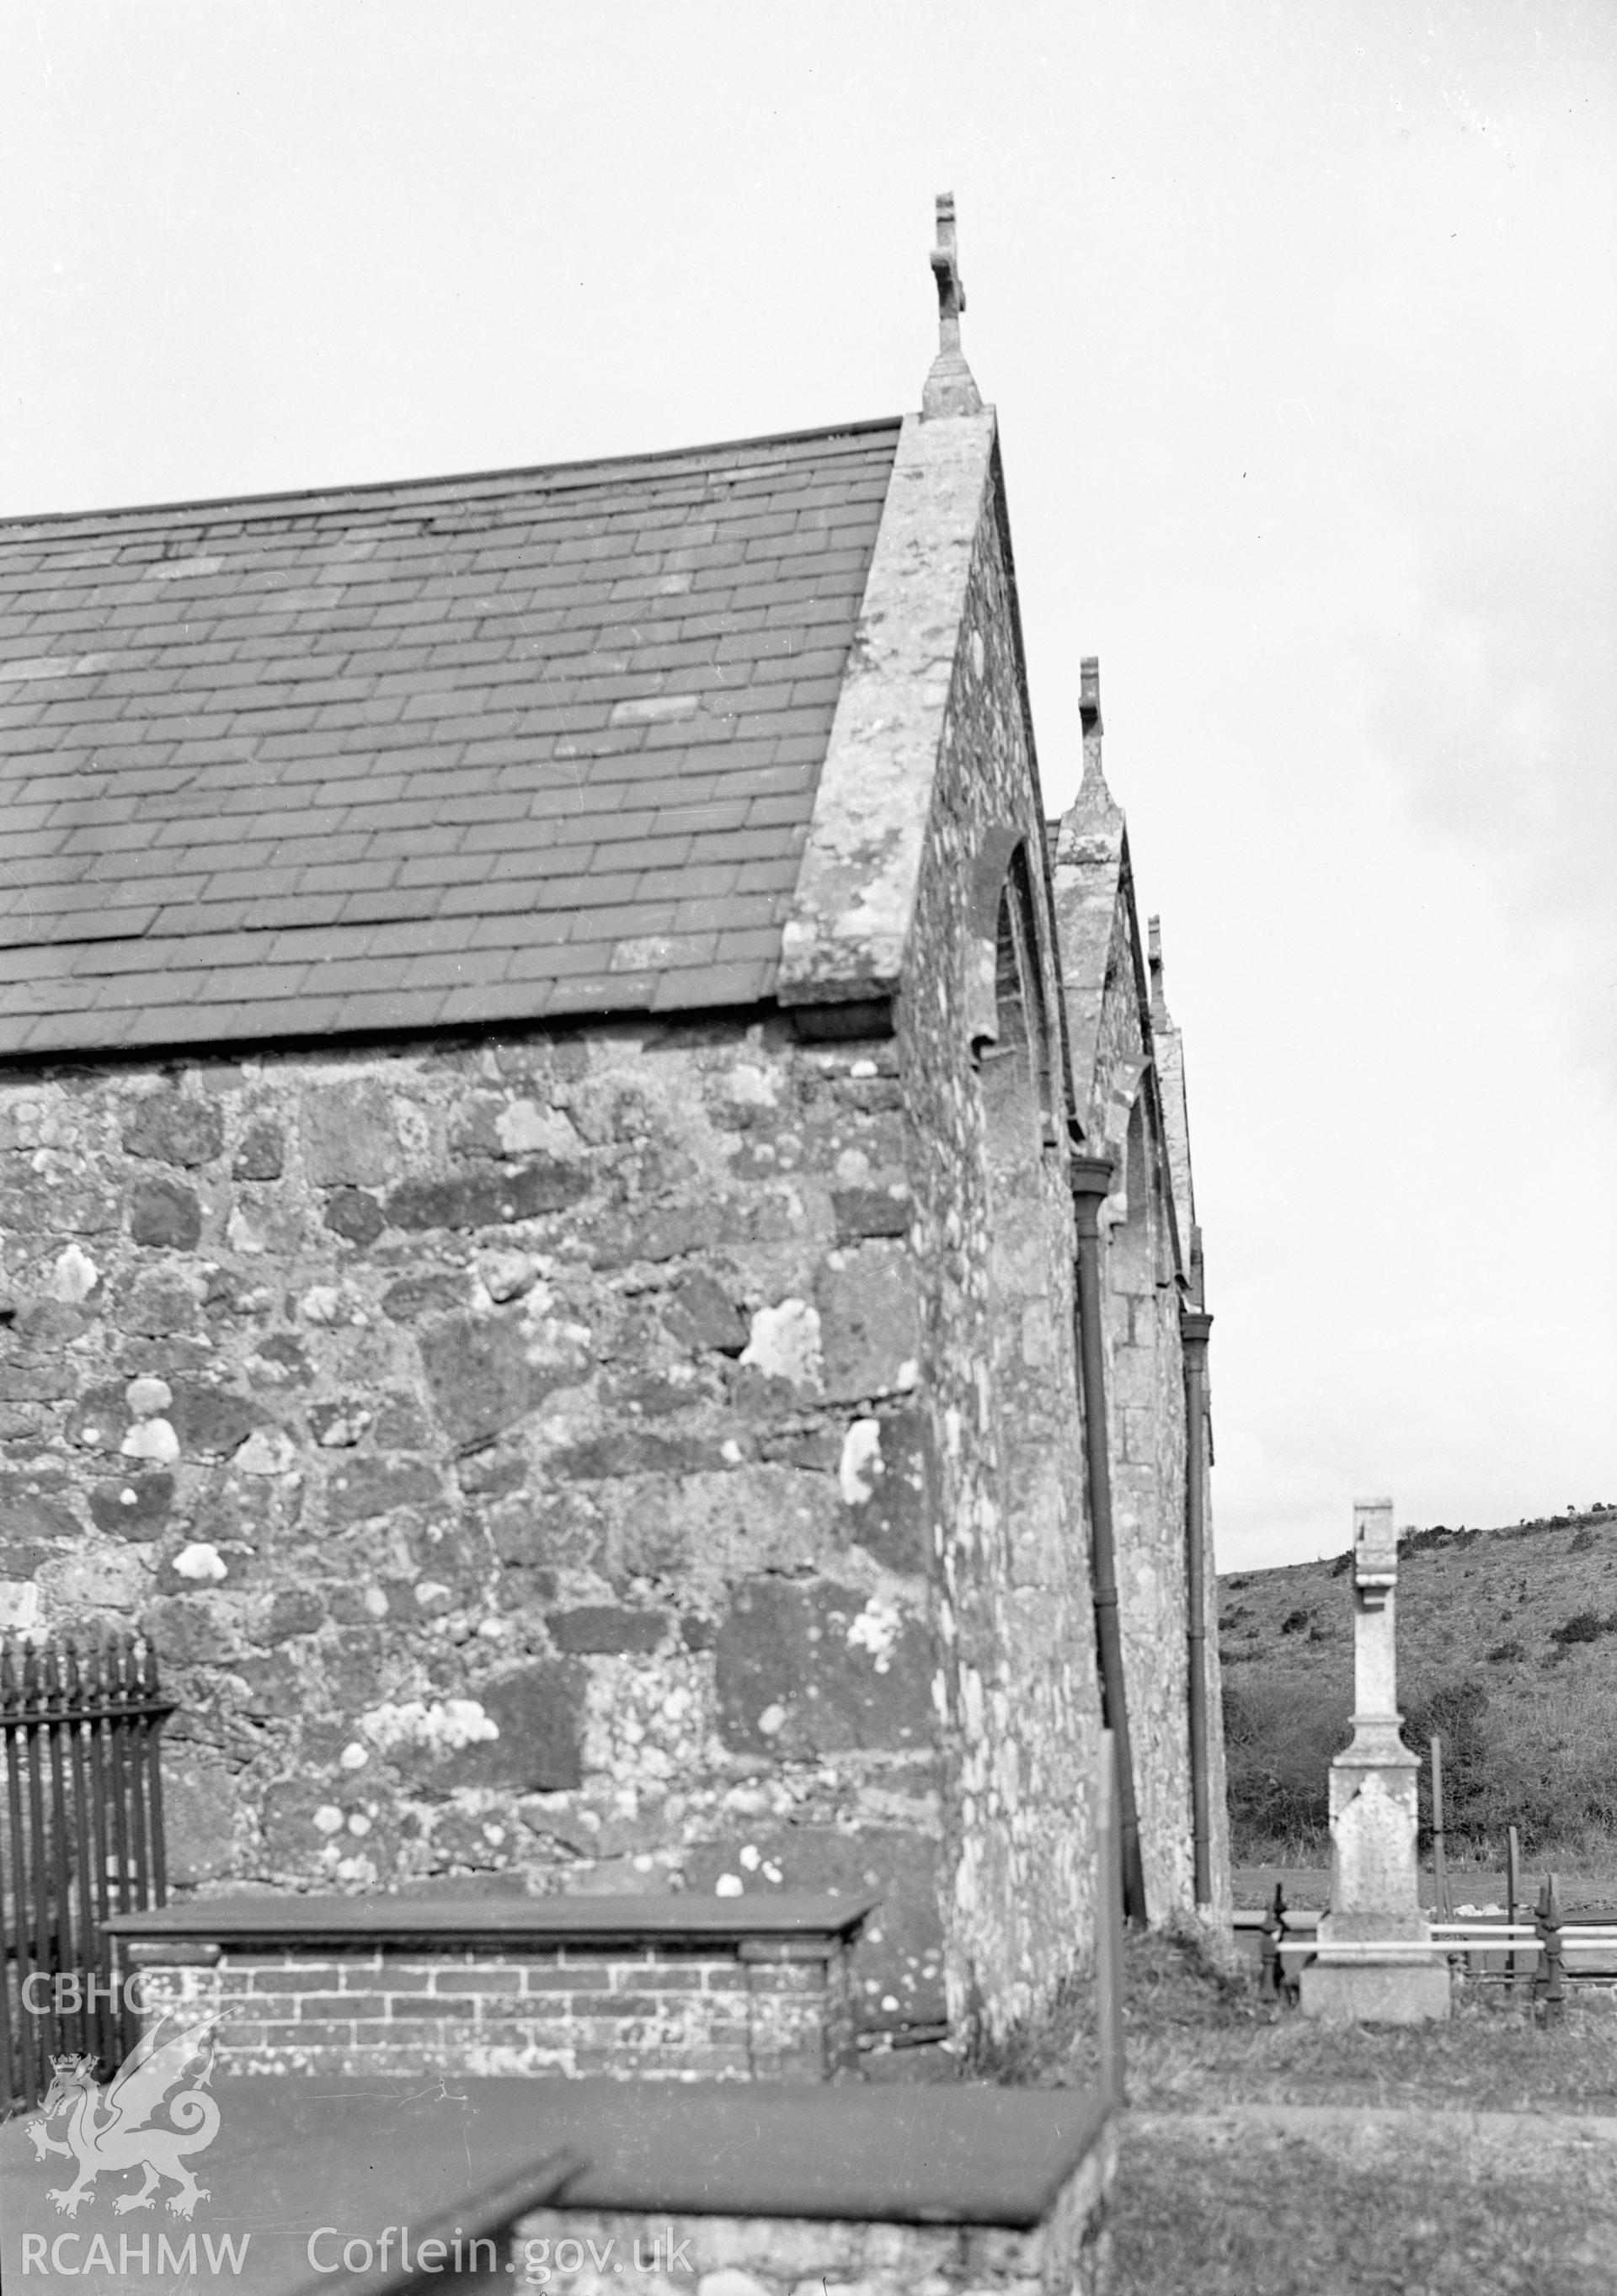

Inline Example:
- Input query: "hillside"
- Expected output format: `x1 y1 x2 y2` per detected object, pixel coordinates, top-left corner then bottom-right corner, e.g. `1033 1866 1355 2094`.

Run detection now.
1218 1505 1617 1860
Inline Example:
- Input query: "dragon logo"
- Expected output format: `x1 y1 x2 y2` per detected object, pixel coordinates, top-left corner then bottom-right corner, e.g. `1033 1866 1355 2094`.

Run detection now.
24 2015 221 2219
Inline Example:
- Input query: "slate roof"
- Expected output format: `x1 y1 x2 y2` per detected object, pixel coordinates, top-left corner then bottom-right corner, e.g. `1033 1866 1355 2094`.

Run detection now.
0 420 901 1058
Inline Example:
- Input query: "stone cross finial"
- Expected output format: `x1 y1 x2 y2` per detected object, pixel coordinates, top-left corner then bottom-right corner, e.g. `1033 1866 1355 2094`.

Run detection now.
1079 657 1103 742
931 194 967 349
1069 654 1122 841
921 192 984 420
1147 915 1167 1027
1079 655 1108 789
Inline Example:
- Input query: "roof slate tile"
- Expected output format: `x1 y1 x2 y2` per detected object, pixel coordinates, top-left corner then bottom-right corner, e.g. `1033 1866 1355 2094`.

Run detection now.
0 419 899 1055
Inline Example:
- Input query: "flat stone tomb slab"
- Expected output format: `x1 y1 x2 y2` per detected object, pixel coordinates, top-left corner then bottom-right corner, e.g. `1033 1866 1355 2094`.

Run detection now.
0 2076 1116 2296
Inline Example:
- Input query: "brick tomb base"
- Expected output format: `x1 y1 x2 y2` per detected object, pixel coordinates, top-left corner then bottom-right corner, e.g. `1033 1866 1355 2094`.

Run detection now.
106 1894 870 2080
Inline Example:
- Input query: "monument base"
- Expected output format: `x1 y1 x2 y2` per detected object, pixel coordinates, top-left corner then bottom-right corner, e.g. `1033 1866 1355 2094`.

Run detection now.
1299 1956 1451 2025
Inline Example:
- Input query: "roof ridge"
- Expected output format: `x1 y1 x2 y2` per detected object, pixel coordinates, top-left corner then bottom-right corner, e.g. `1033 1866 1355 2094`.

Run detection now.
0 415 906 541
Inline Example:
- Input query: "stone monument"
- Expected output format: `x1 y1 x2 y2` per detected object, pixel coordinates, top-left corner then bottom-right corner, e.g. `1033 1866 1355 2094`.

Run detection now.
1300 1497 1450 2023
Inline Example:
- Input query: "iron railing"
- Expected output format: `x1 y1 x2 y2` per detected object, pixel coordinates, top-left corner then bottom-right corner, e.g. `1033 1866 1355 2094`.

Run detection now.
0 1633 173 2111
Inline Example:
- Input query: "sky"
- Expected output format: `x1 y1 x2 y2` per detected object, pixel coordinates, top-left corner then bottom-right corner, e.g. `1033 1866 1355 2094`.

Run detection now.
2 1 1612 1569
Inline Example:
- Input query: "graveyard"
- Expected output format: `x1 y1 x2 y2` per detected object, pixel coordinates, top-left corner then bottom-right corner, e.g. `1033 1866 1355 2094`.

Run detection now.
999 1503 1617 2290
9 1486 1617 2293
0 14 1609 2279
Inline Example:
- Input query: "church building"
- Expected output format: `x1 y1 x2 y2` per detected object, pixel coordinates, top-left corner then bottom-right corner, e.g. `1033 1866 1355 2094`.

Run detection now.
0 199 1226 2059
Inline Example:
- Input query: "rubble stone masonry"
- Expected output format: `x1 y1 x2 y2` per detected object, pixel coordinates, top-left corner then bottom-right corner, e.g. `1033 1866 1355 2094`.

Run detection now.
0 1020 952 2035
506 2168 1115 2296
892 455 1102 2033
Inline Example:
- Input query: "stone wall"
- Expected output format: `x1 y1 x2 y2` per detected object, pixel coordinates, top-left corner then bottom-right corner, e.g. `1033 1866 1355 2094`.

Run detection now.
1052 779 1227 1926
1194 1404 1232 1917
894 457 1101 2038
130 1936 849 2081
509 2158 1115 2296
1106 1089 1193 1918
0 1024 946 2037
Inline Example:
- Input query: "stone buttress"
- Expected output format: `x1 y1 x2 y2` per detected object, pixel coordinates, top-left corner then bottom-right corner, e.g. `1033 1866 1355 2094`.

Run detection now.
1050 673 1230 1926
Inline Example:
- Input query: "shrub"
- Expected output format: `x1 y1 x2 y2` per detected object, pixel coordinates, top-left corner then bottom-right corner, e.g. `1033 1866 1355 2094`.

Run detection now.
1279 1607 1310 1635
1400 1523 1490 1558
1484 1723 1617 1851
1549 1610 1616 1649
1222 1676 1350 1854
1486 1638 1526 1665
1404 1675 1492 1846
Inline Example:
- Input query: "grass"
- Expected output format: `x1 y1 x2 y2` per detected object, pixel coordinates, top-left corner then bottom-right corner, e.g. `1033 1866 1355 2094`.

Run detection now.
1091 1504 1617 2285
1113 2112 1617 2296
979 1921 1617 2115
980 1925 1617 2294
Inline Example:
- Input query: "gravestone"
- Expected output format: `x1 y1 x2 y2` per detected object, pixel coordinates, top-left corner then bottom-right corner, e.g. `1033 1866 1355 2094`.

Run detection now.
1300 1497 1450 2023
